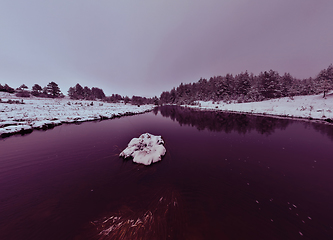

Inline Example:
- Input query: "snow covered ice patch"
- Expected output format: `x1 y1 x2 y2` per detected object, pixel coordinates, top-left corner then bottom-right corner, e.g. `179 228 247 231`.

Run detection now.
119 133 166 165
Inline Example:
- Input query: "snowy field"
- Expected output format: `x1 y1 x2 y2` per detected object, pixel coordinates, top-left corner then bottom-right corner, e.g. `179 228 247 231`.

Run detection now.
185 92 333 122
0 92 154 137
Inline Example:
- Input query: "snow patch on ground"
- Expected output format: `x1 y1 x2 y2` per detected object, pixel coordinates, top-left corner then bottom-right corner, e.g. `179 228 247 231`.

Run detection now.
119 133 166 165
0 92 154 137
184 92 333 121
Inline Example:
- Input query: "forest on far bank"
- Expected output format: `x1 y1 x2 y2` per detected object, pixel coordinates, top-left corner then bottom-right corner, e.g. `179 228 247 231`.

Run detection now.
0 82 158 106
1 64 333 106
159 64 333 105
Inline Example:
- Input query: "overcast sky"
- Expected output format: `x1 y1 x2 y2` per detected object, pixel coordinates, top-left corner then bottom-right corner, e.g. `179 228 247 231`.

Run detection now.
1 0 333 97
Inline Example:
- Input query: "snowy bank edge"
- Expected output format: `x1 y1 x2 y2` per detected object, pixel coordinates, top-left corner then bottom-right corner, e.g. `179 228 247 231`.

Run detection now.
0 109 154 138
183 106 333 125
179 94 333 125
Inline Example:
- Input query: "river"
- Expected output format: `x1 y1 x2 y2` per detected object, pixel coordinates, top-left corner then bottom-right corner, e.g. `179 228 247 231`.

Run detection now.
0 106 333 239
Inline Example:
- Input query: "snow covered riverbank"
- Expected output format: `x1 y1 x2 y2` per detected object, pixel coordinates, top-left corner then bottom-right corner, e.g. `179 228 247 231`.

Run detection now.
184 92 333 123
1 91 333 138
0 92 155 137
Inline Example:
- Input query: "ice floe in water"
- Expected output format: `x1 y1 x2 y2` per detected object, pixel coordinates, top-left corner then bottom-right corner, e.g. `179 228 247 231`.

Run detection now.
119 133 166 165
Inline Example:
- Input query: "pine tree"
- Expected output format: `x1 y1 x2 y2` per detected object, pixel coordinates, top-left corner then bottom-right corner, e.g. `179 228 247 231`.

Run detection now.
91 87 105 99
31 84 43 96
0 84 14 93
317 64 333 98
74 84 84 99
19 84 28 90
83 86 92 99
259 70 281 99
46 82 61 98
280 73 294 97
235 71 251 96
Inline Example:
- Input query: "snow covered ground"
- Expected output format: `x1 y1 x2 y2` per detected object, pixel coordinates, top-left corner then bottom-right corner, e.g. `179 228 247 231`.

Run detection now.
184 92 333 122
0 92 154 137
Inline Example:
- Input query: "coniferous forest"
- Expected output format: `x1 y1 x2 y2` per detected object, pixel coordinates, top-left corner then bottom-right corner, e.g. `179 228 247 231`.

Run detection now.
159 64 333 105
1 64 333 106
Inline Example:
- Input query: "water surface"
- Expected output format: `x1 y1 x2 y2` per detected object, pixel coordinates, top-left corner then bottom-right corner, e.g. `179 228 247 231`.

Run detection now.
0 106 333 239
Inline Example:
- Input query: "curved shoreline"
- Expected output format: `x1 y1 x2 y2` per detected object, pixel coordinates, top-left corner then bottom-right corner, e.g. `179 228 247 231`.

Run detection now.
1 92 333 139
182 106 333 126
0 92 155 138
180 93 333 125
0 109 153 138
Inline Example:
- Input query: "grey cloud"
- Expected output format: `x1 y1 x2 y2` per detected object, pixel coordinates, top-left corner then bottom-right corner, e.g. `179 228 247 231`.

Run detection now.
1 0 332 97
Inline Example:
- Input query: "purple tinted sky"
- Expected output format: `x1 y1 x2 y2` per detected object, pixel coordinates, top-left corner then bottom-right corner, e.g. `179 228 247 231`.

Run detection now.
1 0 333 97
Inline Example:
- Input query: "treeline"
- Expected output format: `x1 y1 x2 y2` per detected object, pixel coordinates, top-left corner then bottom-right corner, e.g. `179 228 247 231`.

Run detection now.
68 84 105 100
67 83 159 105
0 84 15 93
104 94 158 106
3 64 332 106
160 64 333 105
1 82 108 101
1 82 158 106
0 82 63 98
104 94 158 105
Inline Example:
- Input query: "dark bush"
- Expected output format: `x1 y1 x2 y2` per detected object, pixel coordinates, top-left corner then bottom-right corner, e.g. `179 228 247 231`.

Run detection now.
15 91 30 97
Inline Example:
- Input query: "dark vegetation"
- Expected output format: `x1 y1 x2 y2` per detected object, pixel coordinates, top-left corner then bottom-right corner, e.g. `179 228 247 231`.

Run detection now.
0 84 15 93
68 84 105 100
67 83 158 105
31 82 63 98
0 81 157 106
0 99 24 104
0 82 63 98
159 64 333 105
89 188 184 240
1 64 332 105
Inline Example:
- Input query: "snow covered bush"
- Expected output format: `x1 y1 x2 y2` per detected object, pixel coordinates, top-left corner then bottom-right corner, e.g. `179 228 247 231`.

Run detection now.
119 133 166 165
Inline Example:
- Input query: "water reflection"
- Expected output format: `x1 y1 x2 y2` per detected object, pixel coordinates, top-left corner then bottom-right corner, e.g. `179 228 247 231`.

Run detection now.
158 105 290 135
1 110 333 239
158 105 333 139
312 122 333 141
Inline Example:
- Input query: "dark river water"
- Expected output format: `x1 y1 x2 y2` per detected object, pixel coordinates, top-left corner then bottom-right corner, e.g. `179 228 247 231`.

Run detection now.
1 106 333 240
